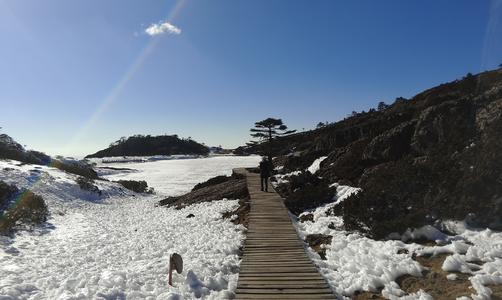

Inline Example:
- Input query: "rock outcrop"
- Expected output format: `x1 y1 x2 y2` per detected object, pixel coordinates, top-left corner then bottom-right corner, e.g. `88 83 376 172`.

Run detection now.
265 68 502 238
158 172 248 208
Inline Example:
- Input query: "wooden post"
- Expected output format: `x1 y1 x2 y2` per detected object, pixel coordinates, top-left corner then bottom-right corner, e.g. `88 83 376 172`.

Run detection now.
168 255 173 286
168 253 183 286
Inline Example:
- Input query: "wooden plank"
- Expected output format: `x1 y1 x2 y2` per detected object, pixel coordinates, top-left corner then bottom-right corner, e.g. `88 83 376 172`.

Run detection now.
235 294 334 299
239 272 321 276
234 169 334 299
236 288 333 294
238 284 329 289
242 248 307 253
241 257 310 261
238 281 327 286
238 279 328 282
238 277 327 282
240 262 313 267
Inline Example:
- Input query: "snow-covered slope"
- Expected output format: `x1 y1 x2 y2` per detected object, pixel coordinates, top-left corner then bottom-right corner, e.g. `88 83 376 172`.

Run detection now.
0 156 260 299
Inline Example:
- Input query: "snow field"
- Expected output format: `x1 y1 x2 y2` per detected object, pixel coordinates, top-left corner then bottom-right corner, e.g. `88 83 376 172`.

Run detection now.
96 156 261 195
0 156 260 299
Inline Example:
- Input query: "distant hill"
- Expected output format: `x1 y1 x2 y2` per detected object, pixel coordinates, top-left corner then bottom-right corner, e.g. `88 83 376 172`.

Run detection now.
86 135 210 158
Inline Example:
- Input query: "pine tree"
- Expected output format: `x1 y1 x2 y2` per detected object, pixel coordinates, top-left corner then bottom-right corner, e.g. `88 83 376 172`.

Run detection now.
250 118 295 162
377 101 389 111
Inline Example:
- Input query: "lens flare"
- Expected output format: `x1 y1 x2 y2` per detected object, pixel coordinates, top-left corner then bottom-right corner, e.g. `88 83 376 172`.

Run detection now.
62 0 188 155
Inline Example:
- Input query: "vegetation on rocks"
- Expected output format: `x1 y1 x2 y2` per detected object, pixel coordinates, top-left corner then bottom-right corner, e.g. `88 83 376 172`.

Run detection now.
0 133 98 179
51 159 98 179
0 134 51 165
76 176 102 195
116 180 153 194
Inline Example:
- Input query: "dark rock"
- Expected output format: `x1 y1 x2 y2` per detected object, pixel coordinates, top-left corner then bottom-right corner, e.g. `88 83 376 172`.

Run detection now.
299 213 314 223
284 179 334 216
159 178 248 208
192 176 230 191
186 214 195 218
305 234 333 260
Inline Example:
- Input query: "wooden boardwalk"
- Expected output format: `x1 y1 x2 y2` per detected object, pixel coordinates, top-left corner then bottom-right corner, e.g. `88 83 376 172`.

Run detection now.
233 168 334 300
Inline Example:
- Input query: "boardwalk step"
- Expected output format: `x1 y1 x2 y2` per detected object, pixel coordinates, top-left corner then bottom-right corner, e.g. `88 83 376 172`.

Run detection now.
233 168 334 299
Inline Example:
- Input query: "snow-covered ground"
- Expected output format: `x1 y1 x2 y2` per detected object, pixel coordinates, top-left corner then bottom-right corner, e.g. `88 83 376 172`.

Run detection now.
95 156 261 196
0 155 260 299
294 182 502 300
88 155 202 165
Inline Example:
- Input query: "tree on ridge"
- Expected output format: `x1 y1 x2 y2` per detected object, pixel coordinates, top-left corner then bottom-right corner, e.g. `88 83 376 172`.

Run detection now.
249 118 296 162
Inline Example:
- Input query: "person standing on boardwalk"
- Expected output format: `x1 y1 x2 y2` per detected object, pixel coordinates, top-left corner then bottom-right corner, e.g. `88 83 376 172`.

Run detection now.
259 157 272 192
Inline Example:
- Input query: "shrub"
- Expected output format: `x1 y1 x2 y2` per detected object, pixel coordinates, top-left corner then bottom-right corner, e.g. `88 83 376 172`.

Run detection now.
76 176 101 195
116 180 153 193
0 181 18 212
0 184 48 234
52 159 98 179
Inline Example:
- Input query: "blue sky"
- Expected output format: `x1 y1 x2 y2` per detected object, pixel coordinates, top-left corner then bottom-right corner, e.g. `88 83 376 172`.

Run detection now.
1 0 501 156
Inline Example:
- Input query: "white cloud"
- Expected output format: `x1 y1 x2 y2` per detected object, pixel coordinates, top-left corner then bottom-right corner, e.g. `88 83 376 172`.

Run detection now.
145 21 181 36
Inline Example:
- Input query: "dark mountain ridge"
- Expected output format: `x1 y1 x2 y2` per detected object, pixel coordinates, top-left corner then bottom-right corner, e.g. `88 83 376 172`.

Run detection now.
86 134 210 158
245 68 502 238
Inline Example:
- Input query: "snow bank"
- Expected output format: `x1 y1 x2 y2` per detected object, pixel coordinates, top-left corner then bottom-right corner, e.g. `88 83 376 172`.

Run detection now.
272 170 302 186
399 225 450 243
293 181 502 299
306 156 327 174
294 184 423 297
410 223 502 299
0 156 257 299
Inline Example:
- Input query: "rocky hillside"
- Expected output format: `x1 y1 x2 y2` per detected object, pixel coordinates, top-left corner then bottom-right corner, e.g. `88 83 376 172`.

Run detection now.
0 134 98 179
86 134 210 158
257 68 502 238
